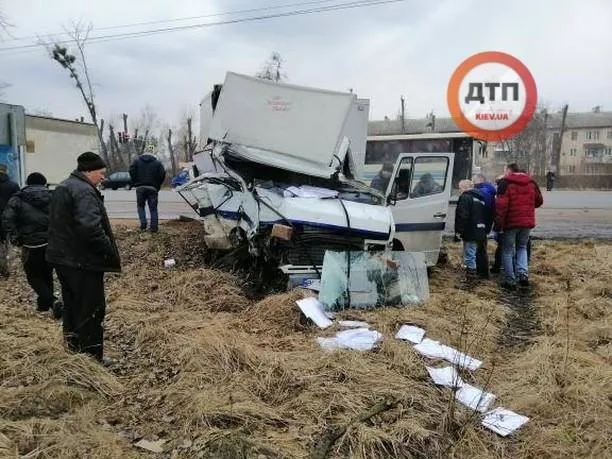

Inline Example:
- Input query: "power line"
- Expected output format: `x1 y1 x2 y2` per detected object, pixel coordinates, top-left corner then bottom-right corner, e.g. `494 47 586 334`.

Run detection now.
2 0 341 44
0 0 407 54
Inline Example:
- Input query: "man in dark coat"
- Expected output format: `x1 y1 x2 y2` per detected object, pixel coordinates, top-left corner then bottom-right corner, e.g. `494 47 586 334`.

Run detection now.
129 144 166 233
473 173 496 278
0 162 20 278
2 173 62 317
455 179 490 279
47 152 121 362
495 163 543 288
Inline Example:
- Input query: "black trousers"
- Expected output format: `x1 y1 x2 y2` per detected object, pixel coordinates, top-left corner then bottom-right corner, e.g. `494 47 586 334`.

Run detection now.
476 240 489 278
22 246 55 310
55 266 106 361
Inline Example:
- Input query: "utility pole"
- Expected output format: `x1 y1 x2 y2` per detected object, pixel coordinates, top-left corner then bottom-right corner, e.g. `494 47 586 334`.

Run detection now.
553 104 568 177
400 96 405 133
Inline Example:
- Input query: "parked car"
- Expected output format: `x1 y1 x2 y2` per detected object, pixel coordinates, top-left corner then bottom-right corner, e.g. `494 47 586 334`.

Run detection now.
101 171 132 190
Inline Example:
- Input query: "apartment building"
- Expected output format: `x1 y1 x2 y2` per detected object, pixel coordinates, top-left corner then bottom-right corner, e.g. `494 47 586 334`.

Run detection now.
552 110 612 175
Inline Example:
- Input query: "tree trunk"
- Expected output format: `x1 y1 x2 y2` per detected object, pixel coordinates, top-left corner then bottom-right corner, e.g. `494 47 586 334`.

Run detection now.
168 129 177 177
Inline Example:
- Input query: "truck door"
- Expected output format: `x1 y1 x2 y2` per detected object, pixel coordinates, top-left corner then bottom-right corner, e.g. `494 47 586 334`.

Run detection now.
385 153 454 266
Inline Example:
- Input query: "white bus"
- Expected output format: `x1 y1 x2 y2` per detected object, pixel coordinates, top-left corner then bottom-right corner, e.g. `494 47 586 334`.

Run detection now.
363 132 483 193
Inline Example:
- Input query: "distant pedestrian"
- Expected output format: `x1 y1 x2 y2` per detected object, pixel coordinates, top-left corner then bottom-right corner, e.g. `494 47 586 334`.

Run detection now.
129 143 166 233
495 163 543 289
546 170 556 191
47 152 121 362
2 173 62 318
0 162 20 279
473 173 496 278
455 179 491 280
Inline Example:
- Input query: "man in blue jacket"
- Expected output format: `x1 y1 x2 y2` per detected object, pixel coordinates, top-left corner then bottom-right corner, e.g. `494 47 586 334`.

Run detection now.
473 173 496 278
129 144 166 233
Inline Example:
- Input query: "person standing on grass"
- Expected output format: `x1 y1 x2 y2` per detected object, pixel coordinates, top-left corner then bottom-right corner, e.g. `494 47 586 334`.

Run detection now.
2 173 63 318
472 173 496 279
455 179 490 280
0 162 20 279
46 152 121 363
495 163 543 289
129 143 166 233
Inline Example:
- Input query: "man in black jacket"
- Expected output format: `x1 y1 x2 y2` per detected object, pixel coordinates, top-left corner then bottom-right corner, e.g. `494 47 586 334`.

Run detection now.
47 152 121 362
454 179 491 279
2 173 62 317
129 145 166 233
0 162 20 279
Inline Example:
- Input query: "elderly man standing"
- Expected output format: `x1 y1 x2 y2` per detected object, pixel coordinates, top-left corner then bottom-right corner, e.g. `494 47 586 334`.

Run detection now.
46 152 121 362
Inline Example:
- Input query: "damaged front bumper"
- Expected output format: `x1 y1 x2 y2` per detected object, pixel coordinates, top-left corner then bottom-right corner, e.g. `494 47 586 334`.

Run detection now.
175 166 395 275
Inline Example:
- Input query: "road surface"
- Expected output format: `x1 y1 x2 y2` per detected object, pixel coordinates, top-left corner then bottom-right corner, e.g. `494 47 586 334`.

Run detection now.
104 189 612 240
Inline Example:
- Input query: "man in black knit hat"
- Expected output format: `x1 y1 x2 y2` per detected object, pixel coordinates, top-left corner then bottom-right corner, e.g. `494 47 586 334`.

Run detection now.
2 172 63 318
47 152 121 363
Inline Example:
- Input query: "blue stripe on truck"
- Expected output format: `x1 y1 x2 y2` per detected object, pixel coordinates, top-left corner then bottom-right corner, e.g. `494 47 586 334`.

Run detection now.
396 222 446 232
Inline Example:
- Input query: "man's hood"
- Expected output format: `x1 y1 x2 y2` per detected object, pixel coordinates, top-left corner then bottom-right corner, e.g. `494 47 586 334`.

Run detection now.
0 173 9 183
17 185 50 209
475 182 496 196
504 172 533 185
139 154 157 163
465 188 486 200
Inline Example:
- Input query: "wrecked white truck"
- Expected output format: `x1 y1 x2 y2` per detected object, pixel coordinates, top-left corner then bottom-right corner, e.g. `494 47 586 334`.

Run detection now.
176 72 454 292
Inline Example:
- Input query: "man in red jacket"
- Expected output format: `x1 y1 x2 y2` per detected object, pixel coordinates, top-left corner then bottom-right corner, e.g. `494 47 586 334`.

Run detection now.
495 163 543 288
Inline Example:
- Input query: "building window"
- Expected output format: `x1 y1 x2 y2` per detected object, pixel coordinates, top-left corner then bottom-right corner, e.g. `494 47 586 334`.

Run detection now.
607 130 612 139
571 131 578 141
570 148 577 156
594 130 600 140
586 131 592 140
26 140 35 153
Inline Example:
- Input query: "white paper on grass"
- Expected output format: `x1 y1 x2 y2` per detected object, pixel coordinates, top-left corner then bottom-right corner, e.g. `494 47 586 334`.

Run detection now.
296 297 333 329
317 328 382 352
338 320 370 328
413 338 450 359
395 325 426 344
412 339 482 371
456 384 496 413
481 408 530 437
426 366 464 388
447 349 483 371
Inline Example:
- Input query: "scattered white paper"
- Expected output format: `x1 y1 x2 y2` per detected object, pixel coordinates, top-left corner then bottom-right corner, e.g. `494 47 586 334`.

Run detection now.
284 185 338 199
301 278 321 291
413 338 451 359
317 328 382 352
447 348 483 371
338 320 370 328
481 408 530 437
456 384 496 413
413 339 482 371
296 297 333 329
395 325 426 344
426 366 464 388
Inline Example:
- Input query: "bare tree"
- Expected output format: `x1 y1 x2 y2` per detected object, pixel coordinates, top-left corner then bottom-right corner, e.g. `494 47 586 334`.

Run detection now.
256 51 287 82
496 106 551 175
0 6 12 37
183 117 197 162
167 128 178 177
48 21 109 165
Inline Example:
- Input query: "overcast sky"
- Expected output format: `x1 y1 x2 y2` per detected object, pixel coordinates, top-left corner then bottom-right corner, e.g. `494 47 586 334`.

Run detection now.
1 0 611 128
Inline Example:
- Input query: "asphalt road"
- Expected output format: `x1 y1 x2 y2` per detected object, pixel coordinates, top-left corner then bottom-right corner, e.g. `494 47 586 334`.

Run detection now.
104 189 612 240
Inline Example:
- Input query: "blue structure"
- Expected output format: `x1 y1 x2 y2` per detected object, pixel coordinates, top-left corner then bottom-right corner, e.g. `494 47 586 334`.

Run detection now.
0 103 26 186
